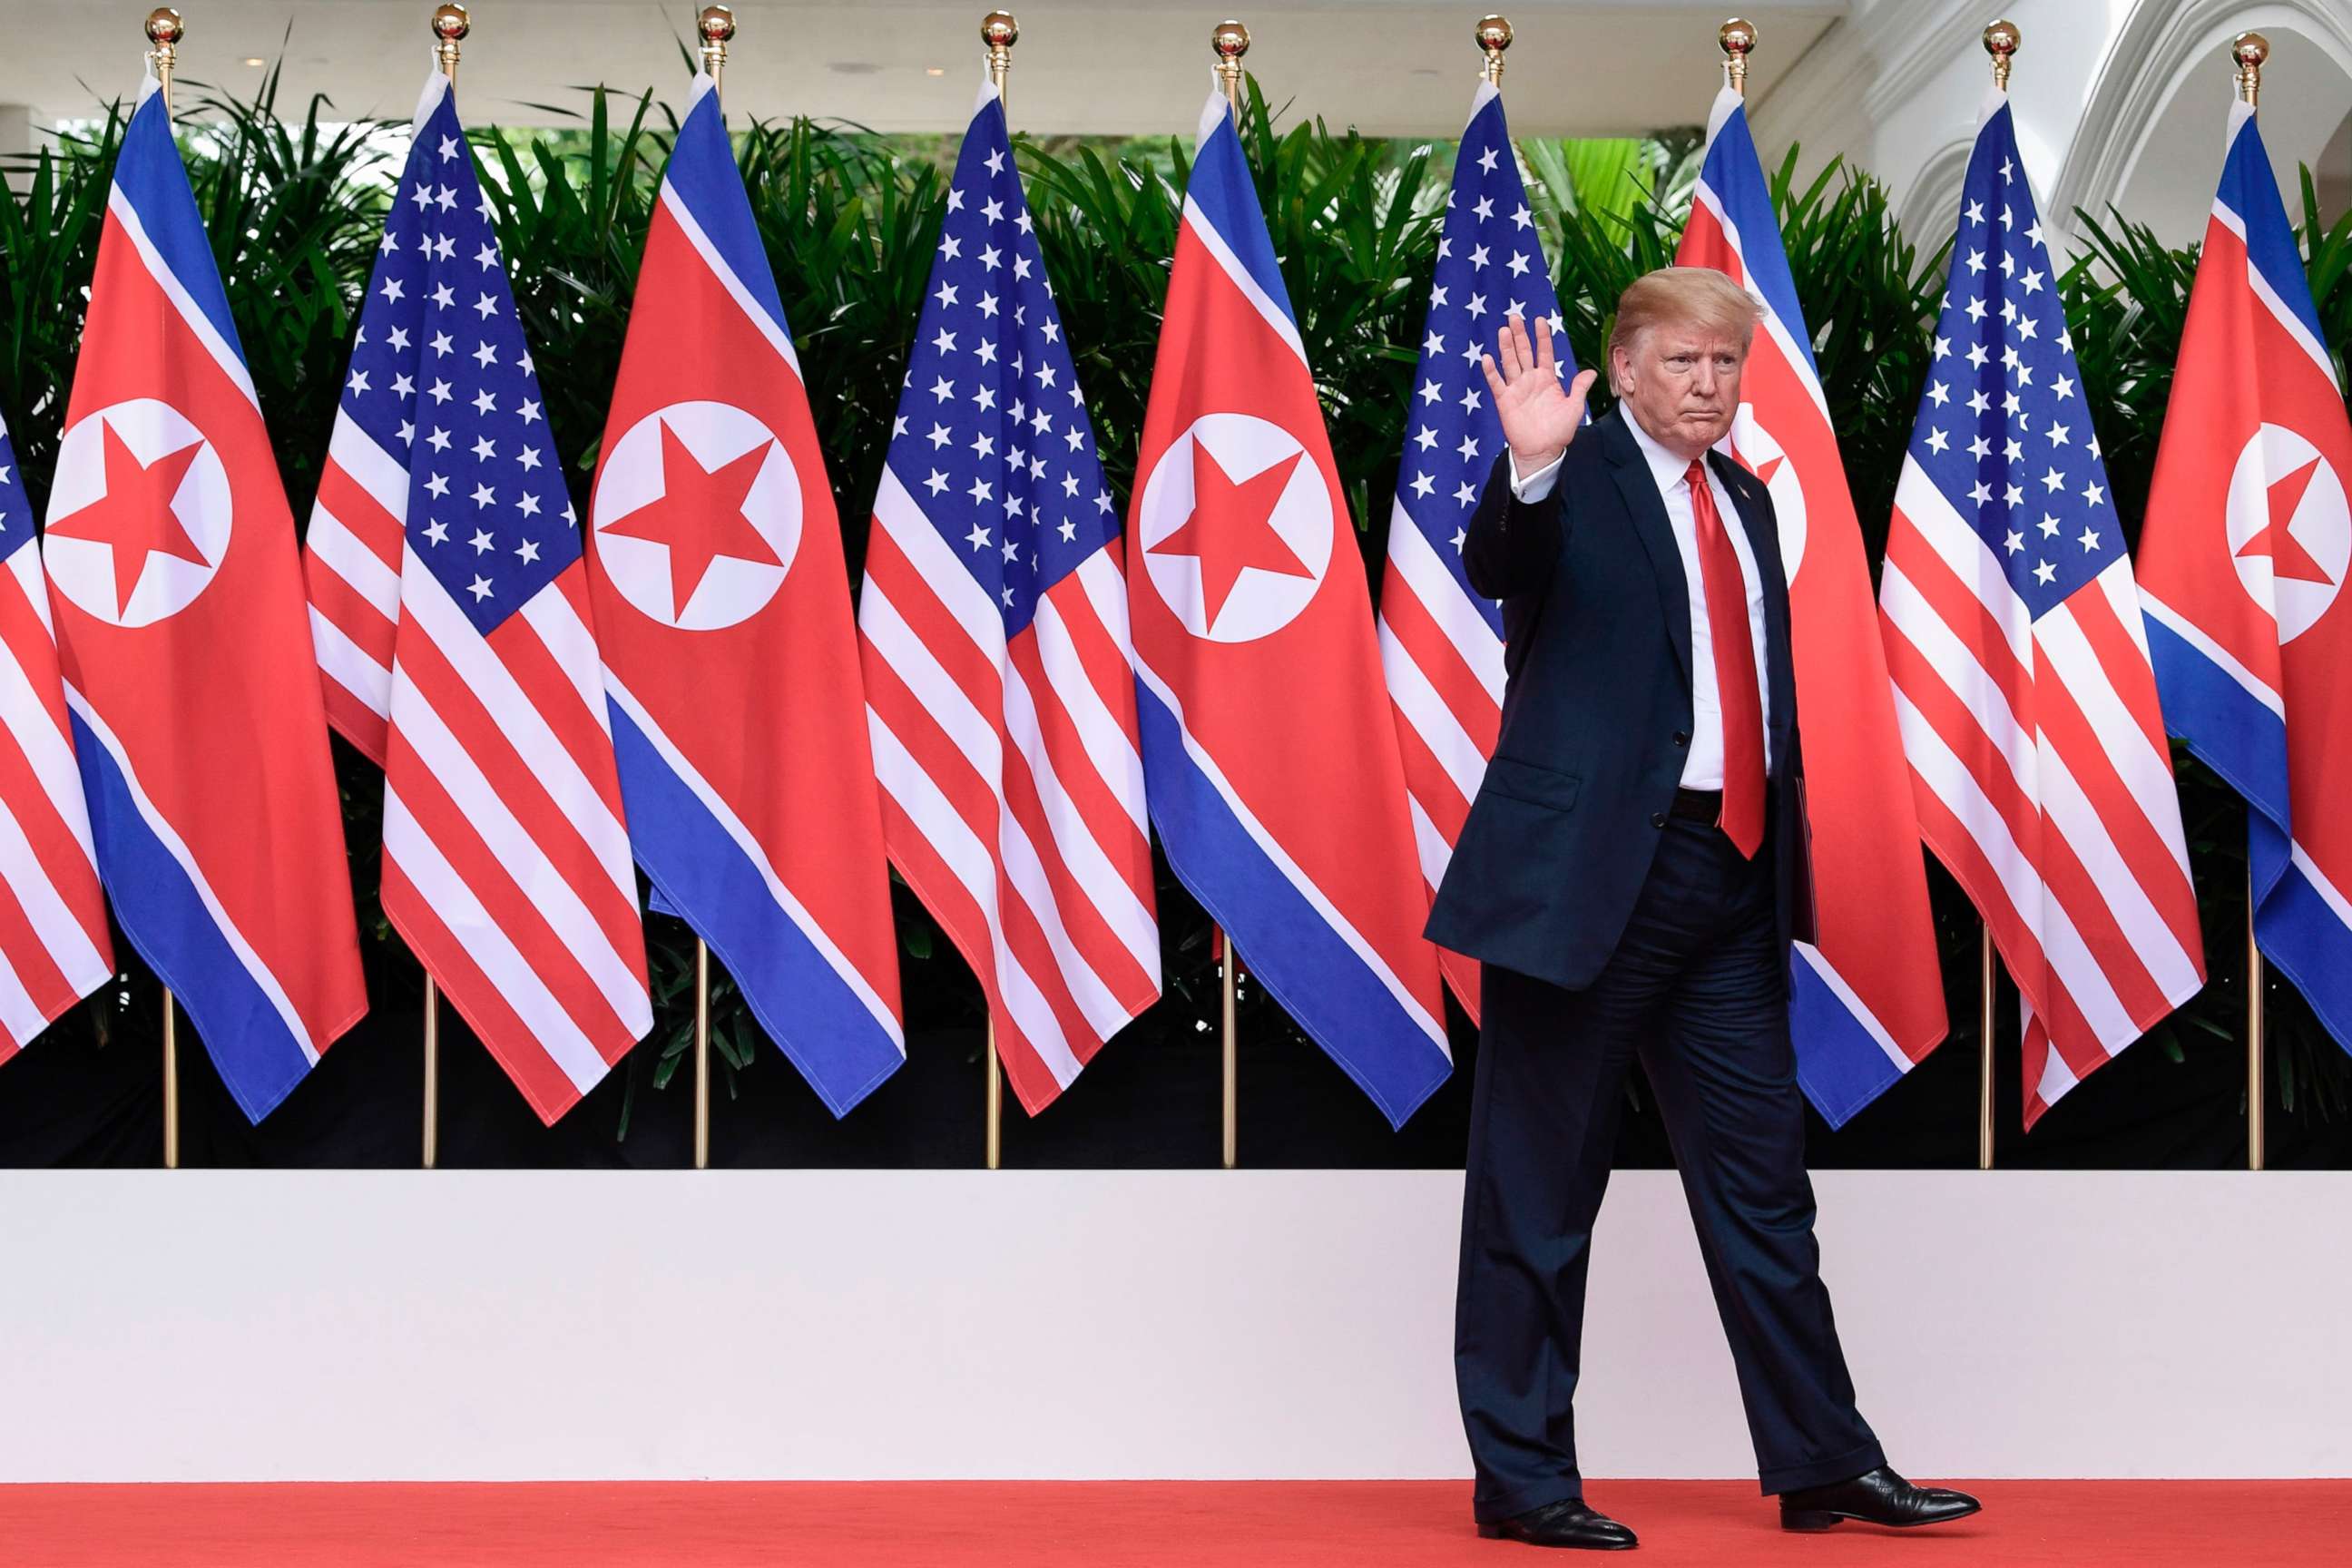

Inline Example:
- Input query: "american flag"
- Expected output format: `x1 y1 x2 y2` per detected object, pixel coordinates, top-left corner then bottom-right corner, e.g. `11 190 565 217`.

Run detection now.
0 412 113 1060
1377 80 1573 1020
1877 93 2202 1126
302 69 652 1122
856 80 1159 1115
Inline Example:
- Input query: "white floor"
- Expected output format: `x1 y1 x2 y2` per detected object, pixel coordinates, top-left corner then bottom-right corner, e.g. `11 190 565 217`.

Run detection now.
0 1167 2343 1482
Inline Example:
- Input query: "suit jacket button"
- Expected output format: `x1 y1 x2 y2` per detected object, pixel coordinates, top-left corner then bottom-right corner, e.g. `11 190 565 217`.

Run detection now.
1671 730 1690 748
1650 810 1667 829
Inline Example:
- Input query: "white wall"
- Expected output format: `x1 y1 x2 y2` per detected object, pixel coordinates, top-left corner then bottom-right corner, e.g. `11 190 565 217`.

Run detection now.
1 1168 2345 1483
1756 0 2352 251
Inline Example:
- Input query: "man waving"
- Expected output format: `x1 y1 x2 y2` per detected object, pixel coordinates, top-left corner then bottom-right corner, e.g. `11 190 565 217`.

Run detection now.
1429 268 1979 1550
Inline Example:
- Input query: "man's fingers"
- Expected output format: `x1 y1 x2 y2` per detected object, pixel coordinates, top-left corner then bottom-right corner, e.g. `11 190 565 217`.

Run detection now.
1494 323 1524 383
1511 314 1535 380
1561 366 1599 427
1479 353 1509 409
1533 314 1557 377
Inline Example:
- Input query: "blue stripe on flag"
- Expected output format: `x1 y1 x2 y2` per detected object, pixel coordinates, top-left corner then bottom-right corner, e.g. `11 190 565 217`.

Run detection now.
1136 684 1450 1129
1698 100 1814 377
70 711 311 1122
609 703 903 1117
1788 951 1904 1129
2252 816 2352 1058
1185 113 1298 327
664 81 794 344
2221 115 2327 346
113 88 246 367
2146 612 2289 828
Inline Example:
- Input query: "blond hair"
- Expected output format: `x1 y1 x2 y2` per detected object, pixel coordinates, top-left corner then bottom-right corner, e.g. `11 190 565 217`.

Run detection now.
1606 267 1764 390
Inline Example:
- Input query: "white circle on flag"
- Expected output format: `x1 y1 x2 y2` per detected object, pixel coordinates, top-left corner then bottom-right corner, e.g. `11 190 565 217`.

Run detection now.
592 399 802 632
2225 422 2348 644
1136 412 1335 643
1727 403 1807 583
44 399 232 628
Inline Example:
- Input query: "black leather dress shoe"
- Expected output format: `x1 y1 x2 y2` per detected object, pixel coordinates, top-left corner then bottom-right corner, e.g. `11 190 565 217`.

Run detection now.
1779 1465 1981 1531
1477 1497 1639 1550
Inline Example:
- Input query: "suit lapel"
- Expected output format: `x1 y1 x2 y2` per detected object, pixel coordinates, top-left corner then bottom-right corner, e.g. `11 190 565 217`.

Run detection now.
1598 412 1693 691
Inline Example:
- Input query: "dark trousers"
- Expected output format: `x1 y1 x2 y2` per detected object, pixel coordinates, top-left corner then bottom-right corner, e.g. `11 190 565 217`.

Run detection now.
1455 814 1884 1522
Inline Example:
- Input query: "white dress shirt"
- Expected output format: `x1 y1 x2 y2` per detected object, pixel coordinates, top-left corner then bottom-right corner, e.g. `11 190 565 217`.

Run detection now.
1508 416 1775 789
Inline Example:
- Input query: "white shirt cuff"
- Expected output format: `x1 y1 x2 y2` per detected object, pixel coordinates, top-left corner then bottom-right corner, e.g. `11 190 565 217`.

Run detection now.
1508 450 1563 503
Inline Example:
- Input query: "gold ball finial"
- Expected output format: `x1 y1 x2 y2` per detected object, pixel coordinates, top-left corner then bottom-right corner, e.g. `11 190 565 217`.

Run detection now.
2232 30 2268 107
1983 19 2019 90
431 4 471 44
1211 19 1251 64
1475 13 1513 84
1719 16 1756 94
144 7 183 48
698 5 736 46
982 11 1019 51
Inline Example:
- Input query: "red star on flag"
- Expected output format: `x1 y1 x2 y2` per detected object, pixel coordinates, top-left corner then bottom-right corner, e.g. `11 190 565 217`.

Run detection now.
2237 455 2336 586
1152 443 1313 626
599 420 779 620
48 423 211 616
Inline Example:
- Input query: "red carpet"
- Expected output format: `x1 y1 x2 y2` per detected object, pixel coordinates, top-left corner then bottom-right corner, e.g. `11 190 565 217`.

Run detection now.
1 1480 2347 1565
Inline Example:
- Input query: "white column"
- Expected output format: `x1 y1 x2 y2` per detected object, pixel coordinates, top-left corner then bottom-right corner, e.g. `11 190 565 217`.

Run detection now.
0 104 32 166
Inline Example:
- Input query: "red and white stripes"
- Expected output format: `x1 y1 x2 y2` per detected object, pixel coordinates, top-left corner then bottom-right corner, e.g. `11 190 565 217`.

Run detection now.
303 412 405 760
858 469 1159 1114
379 561 652 1122
1377 500 1504 999
1882 461 2202 1122
0 542 113 1056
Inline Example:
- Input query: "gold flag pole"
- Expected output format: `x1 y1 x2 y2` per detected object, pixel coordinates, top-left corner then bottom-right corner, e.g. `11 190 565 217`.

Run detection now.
1476 15 1511 86
1211 17 1250 1171
686 4 737 1174
146 6 184 1171
418 2 469 1173
1962 20 2022 1171
1978 926 1997 1168
985 10 1017 110
2234 29 2270 1171
978 10 1020 1173
422 975 439 1171
1719 15 1754 94
1984 17 2019 93
1212 19 1250 113
1974 20 2018 1172
985 1019 1004 1170
2247 864 2266 1171
985 1017 1003 1171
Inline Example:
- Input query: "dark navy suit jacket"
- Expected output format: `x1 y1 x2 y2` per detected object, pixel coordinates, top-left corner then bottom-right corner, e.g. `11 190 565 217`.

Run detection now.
1423 407 1816 993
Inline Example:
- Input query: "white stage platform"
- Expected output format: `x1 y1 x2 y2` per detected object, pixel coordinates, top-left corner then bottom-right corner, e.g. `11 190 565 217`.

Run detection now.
0 1168 2342 1482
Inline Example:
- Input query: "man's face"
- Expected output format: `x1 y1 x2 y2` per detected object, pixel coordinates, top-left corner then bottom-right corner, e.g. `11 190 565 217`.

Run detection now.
1611 324 1747 458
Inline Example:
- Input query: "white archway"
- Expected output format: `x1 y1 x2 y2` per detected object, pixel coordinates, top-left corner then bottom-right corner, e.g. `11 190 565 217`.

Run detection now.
2050 0 2352 246
1896 136 1975 256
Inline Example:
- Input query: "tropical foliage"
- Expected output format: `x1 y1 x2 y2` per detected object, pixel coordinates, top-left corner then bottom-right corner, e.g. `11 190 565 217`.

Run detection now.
5 57 2351 1143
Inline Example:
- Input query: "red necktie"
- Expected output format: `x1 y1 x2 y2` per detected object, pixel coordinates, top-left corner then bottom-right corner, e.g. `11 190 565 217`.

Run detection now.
1686 460 1765 858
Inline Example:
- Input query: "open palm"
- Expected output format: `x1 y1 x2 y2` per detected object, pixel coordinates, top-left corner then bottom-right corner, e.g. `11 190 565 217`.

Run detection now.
1479 314 1597 471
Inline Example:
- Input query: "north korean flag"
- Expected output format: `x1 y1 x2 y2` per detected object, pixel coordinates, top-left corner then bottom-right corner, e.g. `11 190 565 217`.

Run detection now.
2139 100 2352 1054
1127 86 1452 1126
1678 86 1946 1124
43 71 366 1119
586 73 905 1113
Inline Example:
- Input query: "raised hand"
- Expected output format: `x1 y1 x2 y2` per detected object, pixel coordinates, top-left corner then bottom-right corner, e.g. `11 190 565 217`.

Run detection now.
1478 314 1597 475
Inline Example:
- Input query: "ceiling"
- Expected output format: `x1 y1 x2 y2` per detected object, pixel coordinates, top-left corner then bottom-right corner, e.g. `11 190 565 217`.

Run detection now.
5 0 1846 138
